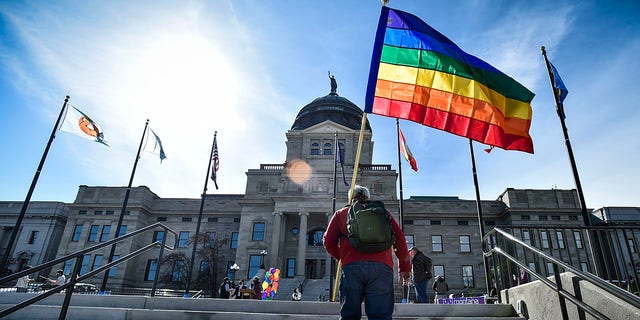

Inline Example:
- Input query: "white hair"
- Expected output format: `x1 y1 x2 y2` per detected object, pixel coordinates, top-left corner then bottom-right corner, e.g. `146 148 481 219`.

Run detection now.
349 185 370 202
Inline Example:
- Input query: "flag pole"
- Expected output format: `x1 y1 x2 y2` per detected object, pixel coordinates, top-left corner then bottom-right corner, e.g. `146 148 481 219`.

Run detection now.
395 119 405 231
100 119 149 292
185 131 217 297
541 46 601 276
331 113 367 302
0 96 70 274
329 131 339 300
468 139 491 294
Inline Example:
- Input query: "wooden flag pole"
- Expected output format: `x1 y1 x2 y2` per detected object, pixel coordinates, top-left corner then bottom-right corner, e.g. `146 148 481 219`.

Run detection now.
331 113 368 302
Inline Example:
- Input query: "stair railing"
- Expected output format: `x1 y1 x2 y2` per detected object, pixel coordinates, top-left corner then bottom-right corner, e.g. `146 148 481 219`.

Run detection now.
0 222 177 319
483 227 640 320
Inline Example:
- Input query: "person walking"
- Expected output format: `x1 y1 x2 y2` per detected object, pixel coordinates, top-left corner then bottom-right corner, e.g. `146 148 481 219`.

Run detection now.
15 265 33 293
218 277 231 299
432 275 449 304
324 185 411 320
408 247 432 303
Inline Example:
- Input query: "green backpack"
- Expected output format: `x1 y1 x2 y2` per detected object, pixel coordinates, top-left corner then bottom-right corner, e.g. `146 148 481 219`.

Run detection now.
346 200 395 253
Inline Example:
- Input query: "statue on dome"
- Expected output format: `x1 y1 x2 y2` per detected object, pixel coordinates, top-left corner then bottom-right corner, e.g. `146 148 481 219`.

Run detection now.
328 71 337 94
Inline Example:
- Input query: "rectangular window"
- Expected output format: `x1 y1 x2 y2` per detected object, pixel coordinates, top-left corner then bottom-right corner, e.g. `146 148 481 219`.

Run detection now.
106 210 115 215
430 220 441 225
88 225 99 242
286 258 296 278
63 259 74 275
405 235 415 249
92 254 103 271
117 225 127 237
404 220 414 225
528 262 537 281
432 235 443 252
94 210 103 215
628 239 637 253
462 265 474 288
539 215 548 221
551 216 561 221
145 259 158 281
556 231 565 249
204 232 216 247
172 260 185 282
28 231 38 244
523 230 531 245
72 224 83 242
233 218 241 223
546 262 554 275
108 255 120 277
252 222 265 241
100 225 111 242
485 220 496 226
80 254 91 275
208 217 218 222
182 217 192 222
231 232 239 249
569 215 578 221
178 231 190 247
521 215 530 221
248 255 261 279
153 230 165 243
541 231 550 249
78 210 87 215
574 231 583 249
433 265 445 278
580 262 588 272
199 261 210 281
157 217 167 222
457 220 468 225
459 235 471 252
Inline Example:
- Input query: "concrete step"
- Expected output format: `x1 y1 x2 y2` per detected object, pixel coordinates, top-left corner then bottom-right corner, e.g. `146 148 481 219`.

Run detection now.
0 293 522 320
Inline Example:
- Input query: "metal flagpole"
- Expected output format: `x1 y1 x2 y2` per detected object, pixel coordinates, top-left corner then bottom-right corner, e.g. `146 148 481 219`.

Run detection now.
0 96 70 274
395 119 405 232
541 46 601 276
329 132 339 300
185 131 217 297
468 139 491 294
100 119 149 292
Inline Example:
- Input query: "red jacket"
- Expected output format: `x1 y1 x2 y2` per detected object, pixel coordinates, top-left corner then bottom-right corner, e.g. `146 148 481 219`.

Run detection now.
323 205 411 273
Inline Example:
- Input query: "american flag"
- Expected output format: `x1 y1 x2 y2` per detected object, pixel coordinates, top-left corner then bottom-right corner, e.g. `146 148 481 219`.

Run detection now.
211 133 219 189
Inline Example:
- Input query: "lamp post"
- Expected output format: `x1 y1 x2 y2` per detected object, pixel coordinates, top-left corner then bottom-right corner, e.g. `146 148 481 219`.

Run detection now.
260 250 268 268
230 263 240 281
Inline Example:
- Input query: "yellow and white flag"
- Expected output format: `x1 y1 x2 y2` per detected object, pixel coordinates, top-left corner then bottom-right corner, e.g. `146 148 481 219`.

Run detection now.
59 105 109 146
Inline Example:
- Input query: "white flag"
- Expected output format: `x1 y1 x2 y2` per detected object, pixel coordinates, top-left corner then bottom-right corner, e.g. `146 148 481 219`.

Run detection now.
143 128 166 162
59 105 109 146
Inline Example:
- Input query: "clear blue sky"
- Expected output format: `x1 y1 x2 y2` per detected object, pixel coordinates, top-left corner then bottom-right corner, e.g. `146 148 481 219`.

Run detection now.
1 0 639 209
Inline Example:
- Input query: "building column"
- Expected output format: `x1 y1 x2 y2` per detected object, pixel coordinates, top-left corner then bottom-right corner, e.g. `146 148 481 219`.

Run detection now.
296 212 309 277
269 212 283 267
324 211 332 278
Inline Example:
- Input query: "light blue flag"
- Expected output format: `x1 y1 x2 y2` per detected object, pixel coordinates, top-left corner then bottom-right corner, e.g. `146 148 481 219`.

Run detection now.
144 128 166 162
550 63 568 103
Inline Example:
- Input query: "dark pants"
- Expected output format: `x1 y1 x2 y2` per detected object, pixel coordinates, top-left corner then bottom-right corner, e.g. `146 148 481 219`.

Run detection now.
339 261 394 320
413 279 429 303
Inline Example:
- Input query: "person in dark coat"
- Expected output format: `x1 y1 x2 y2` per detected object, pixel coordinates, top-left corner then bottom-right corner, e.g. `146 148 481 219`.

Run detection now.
218 277 231 299
409 247 432 303
432 275 449 303
251 276 262 300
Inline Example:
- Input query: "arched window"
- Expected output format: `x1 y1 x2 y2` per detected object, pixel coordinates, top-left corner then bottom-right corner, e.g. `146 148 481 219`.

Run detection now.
307 229 325 246
311 142 319 155
323 142 332 155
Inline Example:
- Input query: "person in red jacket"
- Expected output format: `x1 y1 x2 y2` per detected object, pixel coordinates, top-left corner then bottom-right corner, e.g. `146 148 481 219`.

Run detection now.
324 185 411 320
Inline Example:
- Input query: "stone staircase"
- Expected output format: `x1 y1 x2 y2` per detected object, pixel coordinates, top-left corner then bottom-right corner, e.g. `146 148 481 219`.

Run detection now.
0 292 522 319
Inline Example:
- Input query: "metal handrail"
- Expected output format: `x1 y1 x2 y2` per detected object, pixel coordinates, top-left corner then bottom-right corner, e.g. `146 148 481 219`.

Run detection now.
0 222 177 319
483 227 640 319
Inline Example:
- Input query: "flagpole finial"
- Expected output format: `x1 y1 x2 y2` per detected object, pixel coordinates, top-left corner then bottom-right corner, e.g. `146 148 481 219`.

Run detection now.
541 46 547 55
382 0 390 7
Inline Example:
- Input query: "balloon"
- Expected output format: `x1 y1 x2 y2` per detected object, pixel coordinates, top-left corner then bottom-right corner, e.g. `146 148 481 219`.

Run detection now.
262 281 268 290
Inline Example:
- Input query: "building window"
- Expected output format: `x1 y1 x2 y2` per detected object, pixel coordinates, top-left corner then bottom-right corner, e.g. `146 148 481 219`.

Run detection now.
92 254 103 271
628 239 637 253
539 215 548 221
457 220 468 226
556 231 566 249
528 262 537 281
88 225 99 242
432 235 443 252
248 255 261 279
178 231 190 248
546 262 554 275
540 231 550 249
522 230 532 245
117 225 127 237
310 142 320 155
372 182 383 194
204 232 216 247
199 261 210 281
63 260 73 275
182 217 192 222
486 220 496 226
145 259 158 281
172 260 185 282
405 235 414 249
258 181 268 193
106 210 115 215
308 229 324 246
72 225 83 242
227 261 236 280
580 262 588 272
79 210 87 215
404 220 414 225
462 265 475 288
573 231 583 249
252 222 265 241
28 231 38 244
100 225 111 242
80 254 91 275
153 231 165 243
430 220 441 225
459 235 471 252
208 217 218 222
551 216 561 221
521 215 530 221
231 232 239 249
108 255 120 277
323 142 332 155
157 217 167 222
233 218 241 223
433 265 445 278
287 258 296 278
94 210 103 215
569 215 578 221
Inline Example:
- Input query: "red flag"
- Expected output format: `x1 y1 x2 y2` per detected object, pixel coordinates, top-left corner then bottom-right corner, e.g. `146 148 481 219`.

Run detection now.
399 128 418 172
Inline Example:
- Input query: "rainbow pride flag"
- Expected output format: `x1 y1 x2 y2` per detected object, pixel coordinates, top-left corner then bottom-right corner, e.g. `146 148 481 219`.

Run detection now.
365 7 535 153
